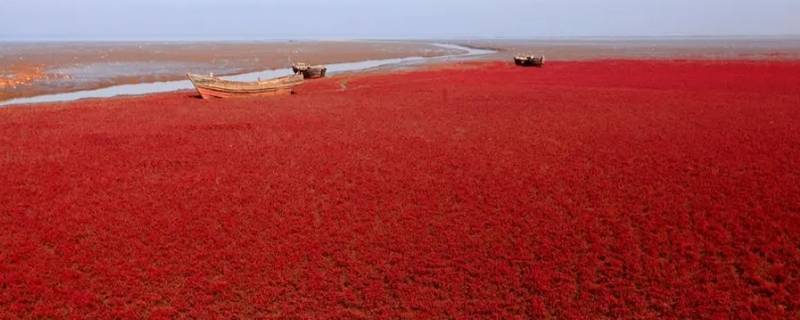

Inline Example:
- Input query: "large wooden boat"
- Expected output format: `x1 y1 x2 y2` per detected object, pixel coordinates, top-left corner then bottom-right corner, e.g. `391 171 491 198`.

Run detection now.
514 55 545 67
187 73 304 99
292 63 327 79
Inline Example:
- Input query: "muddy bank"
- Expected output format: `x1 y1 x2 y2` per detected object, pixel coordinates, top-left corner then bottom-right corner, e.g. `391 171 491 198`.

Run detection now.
0 41 461 101
456 37 800 61
0 44 492 107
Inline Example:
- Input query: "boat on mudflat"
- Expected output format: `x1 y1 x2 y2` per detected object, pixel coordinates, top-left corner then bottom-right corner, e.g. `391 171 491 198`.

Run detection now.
514 55 545 67
291 63 310 74
292 63 327 79
187 73 304 99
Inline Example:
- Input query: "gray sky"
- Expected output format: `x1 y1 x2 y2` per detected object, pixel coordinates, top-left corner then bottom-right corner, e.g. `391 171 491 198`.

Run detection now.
2 0 799 40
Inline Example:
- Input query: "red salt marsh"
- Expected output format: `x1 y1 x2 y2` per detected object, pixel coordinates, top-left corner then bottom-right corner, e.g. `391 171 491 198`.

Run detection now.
1 60 800 318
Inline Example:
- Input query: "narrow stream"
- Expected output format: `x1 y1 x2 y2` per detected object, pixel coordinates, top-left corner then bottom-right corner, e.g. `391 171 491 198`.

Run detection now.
0 43 494 107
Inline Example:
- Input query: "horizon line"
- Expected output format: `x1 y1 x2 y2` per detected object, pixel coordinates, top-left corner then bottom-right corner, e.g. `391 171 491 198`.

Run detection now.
1 34 800 43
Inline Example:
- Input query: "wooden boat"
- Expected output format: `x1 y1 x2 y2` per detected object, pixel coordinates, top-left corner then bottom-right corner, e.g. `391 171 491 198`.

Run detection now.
302 65 327 79
514 55 545 67
187 73 304 99
292 63 327 79
291 63 310 74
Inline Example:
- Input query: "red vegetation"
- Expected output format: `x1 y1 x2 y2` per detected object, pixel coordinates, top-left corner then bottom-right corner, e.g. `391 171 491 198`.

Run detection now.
2 60 800 318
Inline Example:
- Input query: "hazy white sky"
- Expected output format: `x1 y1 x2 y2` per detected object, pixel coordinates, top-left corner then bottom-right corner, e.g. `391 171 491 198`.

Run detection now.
1 0 799 40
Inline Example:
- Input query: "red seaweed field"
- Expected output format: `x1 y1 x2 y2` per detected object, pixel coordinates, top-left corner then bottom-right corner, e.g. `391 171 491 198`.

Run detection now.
1 60 800 318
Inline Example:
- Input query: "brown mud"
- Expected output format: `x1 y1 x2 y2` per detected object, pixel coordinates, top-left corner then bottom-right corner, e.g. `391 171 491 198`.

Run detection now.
0 41 460 101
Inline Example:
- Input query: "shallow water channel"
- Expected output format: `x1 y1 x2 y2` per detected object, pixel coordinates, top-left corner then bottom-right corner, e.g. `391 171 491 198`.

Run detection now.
0 44 494 107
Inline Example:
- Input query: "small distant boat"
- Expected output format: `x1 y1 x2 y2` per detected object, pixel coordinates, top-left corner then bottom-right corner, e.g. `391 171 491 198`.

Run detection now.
514 55 545 67
292 63 327 79
187 73 304 99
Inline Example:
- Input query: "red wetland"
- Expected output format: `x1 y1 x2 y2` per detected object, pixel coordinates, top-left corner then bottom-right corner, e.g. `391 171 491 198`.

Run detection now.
1 60 799 318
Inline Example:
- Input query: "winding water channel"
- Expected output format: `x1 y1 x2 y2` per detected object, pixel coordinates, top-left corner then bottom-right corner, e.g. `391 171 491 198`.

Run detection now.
0 43 494 107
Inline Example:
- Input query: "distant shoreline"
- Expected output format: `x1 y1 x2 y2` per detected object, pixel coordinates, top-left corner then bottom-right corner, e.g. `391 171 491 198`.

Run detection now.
2 34 800 43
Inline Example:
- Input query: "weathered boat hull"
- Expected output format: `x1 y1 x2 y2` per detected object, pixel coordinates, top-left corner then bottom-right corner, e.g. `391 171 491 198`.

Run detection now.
193 86 295 99
292 63 327 79
187 73 304 99
292 64 307 74
302 67 327 79
514 55 545 67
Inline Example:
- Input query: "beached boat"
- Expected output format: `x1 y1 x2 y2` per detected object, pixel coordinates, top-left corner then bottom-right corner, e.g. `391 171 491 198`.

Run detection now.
292 63 327 79
514 55 545 67
292 63 310 74
187 73 304 99
302 65 327 79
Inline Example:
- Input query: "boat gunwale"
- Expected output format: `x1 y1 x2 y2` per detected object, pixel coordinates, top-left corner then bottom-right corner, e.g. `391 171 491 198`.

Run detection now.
187 73 304 93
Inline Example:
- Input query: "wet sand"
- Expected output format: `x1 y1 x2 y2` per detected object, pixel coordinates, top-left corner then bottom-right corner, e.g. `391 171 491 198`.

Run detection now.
456 37 800 61
0 41 461 101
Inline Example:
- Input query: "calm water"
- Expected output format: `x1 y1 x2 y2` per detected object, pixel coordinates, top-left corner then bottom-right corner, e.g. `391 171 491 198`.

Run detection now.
0 44 494 107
